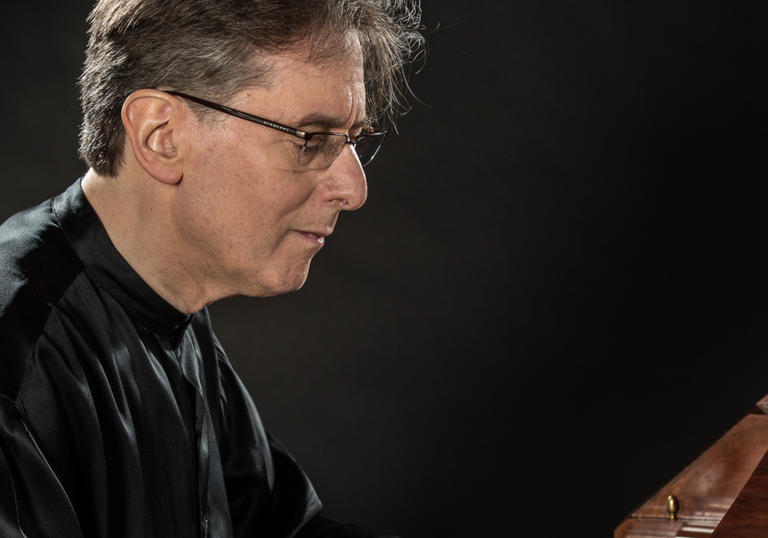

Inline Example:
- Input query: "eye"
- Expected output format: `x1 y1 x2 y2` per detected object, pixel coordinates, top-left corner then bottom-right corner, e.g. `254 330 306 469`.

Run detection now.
289 137 318 155
304 137 322 149
299 141 320 154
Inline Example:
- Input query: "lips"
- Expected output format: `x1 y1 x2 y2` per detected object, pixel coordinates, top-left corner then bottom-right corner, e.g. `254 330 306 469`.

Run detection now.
296 230 327 245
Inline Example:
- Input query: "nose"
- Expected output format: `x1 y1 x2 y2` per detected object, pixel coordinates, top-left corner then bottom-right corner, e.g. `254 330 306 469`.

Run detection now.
319 144 368 210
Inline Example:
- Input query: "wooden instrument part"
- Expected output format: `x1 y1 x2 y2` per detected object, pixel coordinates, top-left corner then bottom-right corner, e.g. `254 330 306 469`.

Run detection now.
710 443 768 536
616 399 768 538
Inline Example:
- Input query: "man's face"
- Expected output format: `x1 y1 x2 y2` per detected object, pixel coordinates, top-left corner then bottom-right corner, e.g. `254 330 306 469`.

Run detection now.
173 35 368 299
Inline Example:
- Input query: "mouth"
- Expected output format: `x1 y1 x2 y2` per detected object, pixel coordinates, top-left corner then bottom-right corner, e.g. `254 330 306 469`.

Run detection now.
296 230 328 245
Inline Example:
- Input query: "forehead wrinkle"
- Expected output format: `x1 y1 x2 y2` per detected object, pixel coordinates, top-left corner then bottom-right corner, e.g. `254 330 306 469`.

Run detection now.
287 65 365 130
295 112 369 131
234 36 365 131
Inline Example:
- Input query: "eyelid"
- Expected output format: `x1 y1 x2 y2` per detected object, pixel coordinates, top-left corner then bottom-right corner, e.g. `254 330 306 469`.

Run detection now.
300 120 371 135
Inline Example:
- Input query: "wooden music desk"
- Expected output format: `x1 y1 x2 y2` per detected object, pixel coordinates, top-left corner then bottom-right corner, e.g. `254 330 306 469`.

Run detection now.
616 395 768 537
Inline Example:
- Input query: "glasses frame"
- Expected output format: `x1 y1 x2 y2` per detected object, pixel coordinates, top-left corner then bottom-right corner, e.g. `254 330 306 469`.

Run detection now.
163 90 386 168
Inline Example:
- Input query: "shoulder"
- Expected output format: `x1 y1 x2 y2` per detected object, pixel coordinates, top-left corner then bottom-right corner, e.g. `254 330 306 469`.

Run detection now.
0 197 83 400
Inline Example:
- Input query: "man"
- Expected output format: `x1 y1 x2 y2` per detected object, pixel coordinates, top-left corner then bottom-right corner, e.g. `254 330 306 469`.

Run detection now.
0 1 422 536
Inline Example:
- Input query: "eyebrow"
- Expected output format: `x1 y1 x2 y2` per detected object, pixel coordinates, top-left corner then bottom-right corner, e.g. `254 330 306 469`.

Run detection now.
294 112 369 132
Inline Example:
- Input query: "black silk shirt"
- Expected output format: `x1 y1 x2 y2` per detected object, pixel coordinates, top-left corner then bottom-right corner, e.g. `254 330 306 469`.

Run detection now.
0 181 377 538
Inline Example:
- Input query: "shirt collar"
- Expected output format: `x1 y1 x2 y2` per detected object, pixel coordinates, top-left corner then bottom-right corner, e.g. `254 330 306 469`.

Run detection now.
52 178 193 340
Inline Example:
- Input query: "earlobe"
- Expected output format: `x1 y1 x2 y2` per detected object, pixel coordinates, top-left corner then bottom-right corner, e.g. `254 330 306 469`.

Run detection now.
122 90 184 185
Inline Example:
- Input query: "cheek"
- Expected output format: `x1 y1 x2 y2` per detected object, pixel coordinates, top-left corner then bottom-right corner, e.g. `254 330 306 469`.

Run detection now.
212 180 312 260
185 132 317 246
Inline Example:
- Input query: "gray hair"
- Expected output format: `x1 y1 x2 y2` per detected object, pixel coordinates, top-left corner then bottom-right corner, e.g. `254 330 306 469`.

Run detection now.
79 0 424 176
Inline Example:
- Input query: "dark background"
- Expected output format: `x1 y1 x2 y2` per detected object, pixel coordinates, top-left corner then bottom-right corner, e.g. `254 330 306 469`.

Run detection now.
2 1 768 536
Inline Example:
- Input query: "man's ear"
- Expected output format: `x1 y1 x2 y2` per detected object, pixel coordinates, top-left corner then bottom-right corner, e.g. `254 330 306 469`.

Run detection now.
122 89 185 185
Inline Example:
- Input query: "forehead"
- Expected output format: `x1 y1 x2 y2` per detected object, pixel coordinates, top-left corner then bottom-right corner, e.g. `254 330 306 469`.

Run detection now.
235 34 366 128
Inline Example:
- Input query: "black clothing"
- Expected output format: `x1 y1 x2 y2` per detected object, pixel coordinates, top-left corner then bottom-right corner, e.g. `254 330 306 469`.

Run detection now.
0 181 371 538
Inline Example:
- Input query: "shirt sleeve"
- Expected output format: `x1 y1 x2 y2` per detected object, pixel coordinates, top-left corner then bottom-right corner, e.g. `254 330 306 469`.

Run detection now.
214 345 397 538
215 348 323 538
0 394 83 538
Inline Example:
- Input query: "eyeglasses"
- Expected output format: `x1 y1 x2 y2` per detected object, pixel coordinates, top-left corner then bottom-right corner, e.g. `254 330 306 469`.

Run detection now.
164 90 386 170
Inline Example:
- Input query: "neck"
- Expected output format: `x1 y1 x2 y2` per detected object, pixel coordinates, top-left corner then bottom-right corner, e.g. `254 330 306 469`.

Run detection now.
81 168 215 314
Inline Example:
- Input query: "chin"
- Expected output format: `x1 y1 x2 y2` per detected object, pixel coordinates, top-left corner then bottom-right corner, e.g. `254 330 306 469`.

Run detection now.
244 263 311 298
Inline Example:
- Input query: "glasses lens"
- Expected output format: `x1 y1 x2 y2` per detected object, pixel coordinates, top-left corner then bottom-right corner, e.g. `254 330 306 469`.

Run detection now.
354 132 386 167
296 131 386 169
297 134 347 170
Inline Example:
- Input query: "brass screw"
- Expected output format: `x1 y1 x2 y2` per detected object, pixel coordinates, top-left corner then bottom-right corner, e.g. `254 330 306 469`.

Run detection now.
666 494 679 521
